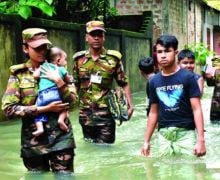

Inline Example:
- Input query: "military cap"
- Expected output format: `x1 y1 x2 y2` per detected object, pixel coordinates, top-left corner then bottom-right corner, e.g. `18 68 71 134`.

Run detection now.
86 20 106 33
22 28 52 48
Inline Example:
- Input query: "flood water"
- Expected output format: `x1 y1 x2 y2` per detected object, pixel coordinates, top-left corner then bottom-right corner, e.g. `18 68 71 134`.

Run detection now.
1 86 220 180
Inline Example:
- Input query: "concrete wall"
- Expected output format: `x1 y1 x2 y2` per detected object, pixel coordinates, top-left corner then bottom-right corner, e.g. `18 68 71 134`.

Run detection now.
115 0 203 49
116 0 163 42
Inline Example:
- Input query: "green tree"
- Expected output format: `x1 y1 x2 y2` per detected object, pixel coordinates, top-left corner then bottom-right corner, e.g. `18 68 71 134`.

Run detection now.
0 0 55 19
185 43 214 66
73 0 117 21
0 0 117 22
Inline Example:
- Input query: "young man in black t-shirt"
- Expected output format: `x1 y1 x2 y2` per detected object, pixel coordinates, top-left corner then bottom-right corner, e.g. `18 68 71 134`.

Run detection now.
140 35 206 157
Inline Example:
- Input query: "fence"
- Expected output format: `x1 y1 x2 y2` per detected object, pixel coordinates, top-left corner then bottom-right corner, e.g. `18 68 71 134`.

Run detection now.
0 14 152 121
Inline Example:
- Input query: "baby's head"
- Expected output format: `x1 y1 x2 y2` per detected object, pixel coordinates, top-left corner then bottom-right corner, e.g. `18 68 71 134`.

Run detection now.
178 49 195 72
47 46 67 66
138 56 155 75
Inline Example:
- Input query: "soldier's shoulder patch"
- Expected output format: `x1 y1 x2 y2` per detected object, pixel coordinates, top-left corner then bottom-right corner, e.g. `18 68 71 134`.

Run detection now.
107 50 122 59
9 63 27 75
72 50 86 60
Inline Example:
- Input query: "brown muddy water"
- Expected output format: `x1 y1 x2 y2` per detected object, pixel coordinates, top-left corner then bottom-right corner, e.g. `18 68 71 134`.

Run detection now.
0 86 220 180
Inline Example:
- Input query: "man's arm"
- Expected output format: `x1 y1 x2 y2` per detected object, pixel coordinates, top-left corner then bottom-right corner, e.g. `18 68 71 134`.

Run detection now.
141 103 158 156
63 74 78 109
190 97 206 157
197 77 204 96
122 84 134 119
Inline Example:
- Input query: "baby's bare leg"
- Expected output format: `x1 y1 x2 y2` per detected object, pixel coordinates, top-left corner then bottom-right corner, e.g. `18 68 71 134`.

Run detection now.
58 111 69 132
32 121 44 136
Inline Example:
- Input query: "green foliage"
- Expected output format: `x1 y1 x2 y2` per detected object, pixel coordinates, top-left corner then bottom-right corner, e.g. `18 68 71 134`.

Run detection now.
108 7 118 17
185 43 214 66
0 0 55 19
74 0 118 20
0 0 118 21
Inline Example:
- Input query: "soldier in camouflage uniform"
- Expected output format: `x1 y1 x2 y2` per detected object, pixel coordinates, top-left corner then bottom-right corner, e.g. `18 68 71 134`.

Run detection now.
204 57 220 121
72 21 134 144
2 28 77 173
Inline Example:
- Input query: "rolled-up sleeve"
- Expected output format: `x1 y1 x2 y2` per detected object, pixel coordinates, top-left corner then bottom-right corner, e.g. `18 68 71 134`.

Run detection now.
2 74 37 118
58 81 78 110
114 59 128 87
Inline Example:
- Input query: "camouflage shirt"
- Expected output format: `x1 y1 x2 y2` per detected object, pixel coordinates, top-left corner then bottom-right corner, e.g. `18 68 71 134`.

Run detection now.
212 57 220 85
210 58 220 119
205 57 220 120
2 60 76 158
206 57 220 86
73 49 128 125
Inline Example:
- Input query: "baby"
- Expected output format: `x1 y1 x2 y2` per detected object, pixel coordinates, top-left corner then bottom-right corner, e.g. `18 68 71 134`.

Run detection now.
33 46 71 136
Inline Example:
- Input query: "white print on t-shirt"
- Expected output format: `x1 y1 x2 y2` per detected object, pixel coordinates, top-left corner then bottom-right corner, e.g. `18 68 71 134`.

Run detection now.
156 84 183 91
156 84 183 109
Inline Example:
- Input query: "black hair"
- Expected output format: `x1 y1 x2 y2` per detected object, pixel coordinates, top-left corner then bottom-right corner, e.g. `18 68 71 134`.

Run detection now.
155 34 178 50
177 49 195 61
22 43 30 59
138 56 154 74
46 46 62 63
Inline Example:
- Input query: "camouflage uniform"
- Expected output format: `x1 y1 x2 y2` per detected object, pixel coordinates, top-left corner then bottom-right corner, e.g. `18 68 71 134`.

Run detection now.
207 57 220 121
2 60 76 171
73 48 128 142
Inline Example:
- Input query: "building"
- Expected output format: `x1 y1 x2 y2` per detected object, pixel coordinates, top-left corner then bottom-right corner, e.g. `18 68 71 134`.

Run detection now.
111 0 220 55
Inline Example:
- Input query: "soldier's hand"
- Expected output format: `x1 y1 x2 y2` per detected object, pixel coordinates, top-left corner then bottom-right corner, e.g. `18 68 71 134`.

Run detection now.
127 104 134 119
47 101 70 113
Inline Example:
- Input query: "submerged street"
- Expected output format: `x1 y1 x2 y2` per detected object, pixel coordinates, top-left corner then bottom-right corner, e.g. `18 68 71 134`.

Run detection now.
0 86 220 180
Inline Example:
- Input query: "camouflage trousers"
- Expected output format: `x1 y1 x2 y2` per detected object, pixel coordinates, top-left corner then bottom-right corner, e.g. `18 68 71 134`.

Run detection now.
22 148 74 173
79 108 116 144
81 122 116 144
210 86 220 121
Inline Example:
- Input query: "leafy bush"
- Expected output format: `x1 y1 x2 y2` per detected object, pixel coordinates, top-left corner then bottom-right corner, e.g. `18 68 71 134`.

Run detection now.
0 0 55 19
0 0 118 21
185 43 214 65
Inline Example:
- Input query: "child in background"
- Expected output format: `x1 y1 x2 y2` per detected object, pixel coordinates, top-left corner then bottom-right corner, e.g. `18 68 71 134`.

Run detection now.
33 46 72 136
138 56 155 115
178 49 204 95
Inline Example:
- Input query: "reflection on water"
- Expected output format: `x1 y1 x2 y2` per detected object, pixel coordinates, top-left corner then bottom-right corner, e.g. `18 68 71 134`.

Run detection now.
0 86 220 180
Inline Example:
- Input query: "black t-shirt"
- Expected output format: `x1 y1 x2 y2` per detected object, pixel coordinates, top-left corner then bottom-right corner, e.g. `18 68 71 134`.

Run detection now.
149 68 201 129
